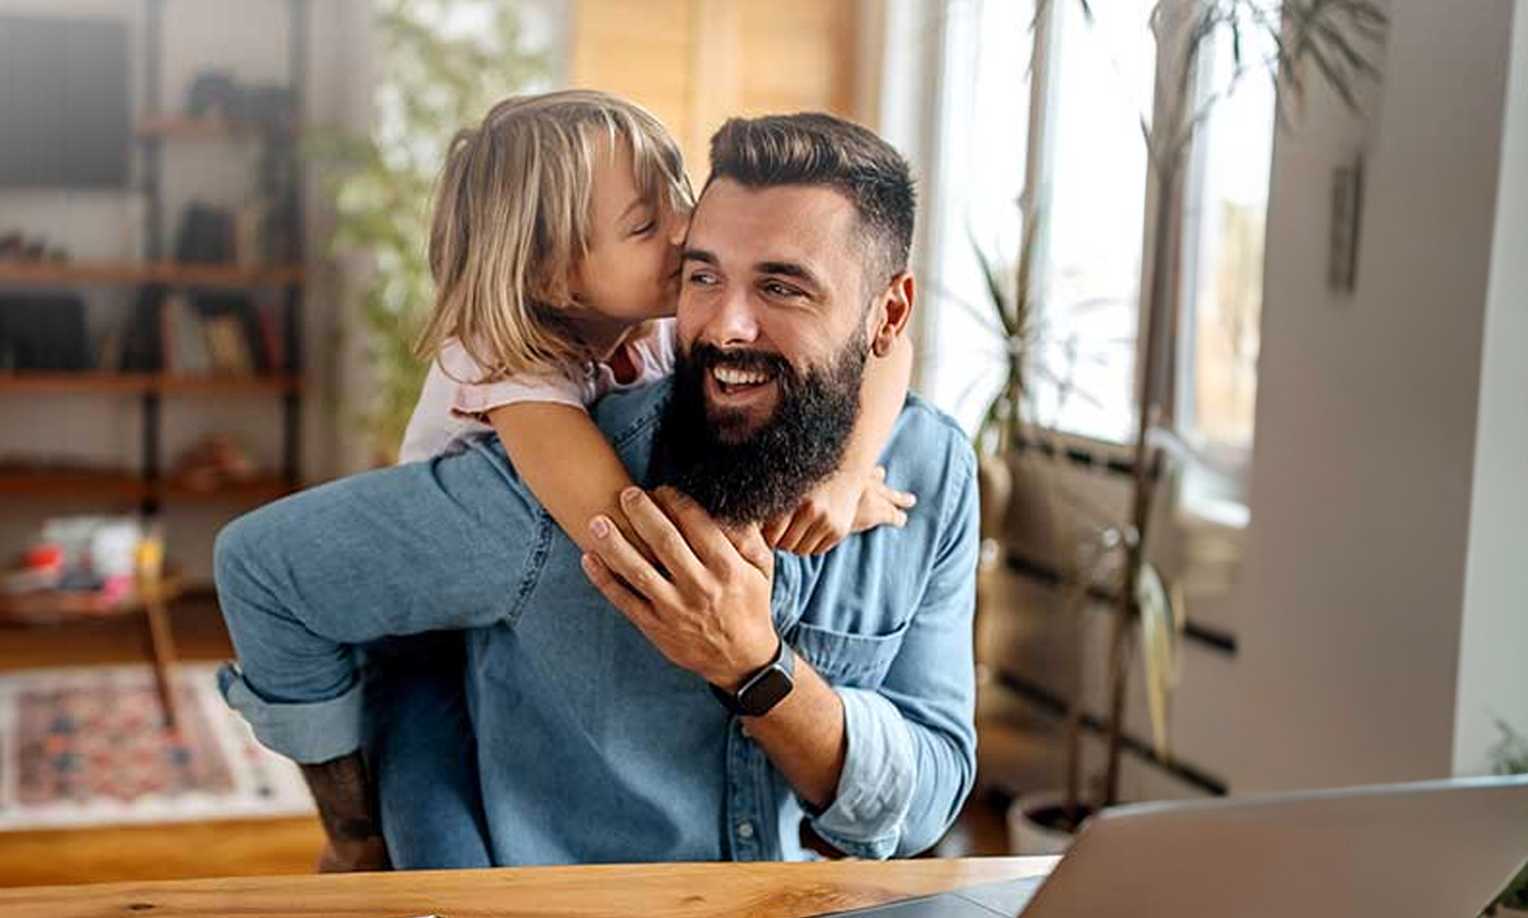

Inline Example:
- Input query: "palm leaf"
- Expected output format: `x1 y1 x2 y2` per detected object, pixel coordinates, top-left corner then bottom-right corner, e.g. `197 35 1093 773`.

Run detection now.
969 226 1022 340
1136 560 1185 760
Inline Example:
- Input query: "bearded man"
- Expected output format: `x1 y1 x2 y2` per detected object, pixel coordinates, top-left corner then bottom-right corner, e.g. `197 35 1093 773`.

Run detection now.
213 112 979 870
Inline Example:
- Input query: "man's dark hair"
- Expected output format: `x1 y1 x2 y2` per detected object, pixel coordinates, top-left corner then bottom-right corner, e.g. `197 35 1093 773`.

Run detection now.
707 112 916 290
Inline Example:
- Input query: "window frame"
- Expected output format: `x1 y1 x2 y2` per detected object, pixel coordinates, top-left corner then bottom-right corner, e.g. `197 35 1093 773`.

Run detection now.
1016 0 1266 511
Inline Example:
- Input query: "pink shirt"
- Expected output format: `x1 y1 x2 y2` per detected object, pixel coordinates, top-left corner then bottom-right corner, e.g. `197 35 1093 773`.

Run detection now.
398 319 677 464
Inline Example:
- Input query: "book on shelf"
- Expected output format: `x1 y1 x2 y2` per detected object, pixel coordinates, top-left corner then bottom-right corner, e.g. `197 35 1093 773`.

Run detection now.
204 316 254 375
193 291 269 374
161 292 210 374
150 289 280 377
255 296 285 371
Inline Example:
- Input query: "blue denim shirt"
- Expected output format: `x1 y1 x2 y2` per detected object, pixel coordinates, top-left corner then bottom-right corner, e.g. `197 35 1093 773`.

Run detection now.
215 380 978 864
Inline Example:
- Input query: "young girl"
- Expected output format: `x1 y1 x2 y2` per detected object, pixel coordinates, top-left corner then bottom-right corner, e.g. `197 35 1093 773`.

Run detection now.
361 90 914 870
399 89 915 557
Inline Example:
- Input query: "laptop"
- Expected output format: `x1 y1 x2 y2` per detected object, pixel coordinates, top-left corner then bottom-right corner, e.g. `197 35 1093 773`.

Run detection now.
828 776 1528 917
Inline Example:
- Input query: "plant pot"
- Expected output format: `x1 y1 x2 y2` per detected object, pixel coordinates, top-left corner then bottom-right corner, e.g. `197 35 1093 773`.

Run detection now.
1006 791 1093 855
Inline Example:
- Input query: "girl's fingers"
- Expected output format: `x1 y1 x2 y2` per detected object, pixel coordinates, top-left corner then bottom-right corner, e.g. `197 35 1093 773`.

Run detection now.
854 492 909 533
857 481 913 528
775 509 815 554
725 524 775 572
763 512 791 547
885 485 917 509
798 519 838 556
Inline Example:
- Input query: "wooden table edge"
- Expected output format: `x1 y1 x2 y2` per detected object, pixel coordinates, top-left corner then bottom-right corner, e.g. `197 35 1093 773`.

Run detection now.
0 855 1061 917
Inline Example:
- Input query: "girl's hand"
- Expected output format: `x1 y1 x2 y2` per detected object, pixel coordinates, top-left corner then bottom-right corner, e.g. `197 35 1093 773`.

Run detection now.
764 466 916 556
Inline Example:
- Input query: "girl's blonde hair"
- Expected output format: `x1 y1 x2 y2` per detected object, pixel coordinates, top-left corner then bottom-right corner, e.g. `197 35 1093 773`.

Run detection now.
415 90 691 380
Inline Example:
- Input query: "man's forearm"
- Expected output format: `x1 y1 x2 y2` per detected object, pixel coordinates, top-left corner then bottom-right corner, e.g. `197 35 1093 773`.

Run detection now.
742 659 847 812
299 751 390 872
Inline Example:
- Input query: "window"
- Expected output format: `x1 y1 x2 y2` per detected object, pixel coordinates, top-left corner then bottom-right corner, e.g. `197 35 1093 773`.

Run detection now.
923 0 1277 482
1178 10 1278 462
1028 0 1156 443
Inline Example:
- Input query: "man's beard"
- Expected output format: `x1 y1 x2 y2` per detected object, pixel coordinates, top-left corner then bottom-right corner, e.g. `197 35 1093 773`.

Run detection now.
654 332 869 526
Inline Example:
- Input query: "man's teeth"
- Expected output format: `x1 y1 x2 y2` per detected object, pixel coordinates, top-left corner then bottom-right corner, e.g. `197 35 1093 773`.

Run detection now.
713 366 771 387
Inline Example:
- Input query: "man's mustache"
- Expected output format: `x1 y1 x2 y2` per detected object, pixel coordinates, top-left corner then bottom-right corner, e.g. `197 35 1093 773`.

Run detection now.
683 343 798 387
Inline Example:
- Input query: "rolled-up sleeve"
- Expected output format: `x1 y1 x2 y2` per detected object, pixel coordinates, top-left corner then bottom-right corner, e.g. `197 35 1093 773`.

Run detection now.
212 444 544 763
807 446 980 858
809 687 917 856
217 663 365 764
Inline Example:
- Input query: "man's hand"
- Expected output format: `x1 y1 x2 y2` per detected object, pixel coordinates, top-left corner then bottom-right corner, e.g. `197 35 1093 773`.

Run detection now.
581 486 778 691
764 466 916 556
584 485 852 813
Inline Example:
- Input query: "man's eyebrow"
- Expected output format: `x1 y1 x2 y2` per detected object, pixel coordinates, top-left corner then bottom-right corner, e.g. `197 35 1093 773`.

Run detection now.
757 260 823 290
681 248 718 265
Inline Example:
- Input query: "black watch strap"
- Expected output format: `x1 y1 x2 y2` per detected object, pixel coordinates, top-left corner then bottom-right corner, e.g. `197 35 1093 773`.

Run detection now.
710 638 796 718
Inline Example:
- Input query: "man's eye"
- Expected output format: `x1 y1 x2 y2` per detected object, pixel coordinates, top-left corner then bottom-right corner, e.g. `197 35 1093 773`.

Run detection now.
686 271 717 286
762 281 803 298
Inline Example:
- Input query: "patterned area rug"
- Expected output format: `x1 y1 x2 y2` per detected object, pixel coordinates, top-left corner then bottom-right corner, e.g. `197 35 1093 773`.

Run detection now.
0 663 312 831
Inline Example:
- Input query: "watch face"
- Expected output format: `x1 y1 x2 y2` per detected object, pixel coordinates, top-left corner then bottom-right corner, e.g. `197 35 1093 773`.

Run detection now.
738 668 793 718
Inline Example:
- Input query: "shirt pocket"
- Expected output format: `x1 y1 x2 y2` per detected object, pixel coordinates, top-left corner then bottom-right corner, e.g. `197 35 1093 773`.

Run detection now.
788 619 909 690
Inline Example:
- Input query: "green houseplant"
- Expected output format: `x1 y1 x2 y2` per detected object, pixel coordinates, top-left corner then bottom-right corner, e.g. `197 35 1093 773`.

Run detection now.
977 0 1387 847
1487 721 1528 913
966 202 1180 849
1081 0 1387 813
310 0 549 463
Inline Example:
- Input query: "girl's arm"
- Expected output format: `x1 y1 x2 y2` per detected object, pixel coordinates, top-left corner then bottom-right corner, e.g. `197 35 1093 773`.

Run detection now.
487 402 644 555
765 334 917 554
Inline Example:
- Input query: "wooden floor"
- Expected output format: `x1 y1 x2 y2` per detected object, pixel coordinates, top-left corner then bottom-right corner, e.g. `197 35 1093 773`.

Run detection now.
0 597 1010 889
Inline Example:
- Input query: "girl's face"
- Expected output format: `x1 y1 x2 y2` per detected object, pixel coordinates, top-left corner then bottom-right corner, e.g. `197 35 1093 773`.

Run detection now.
569 140 689 323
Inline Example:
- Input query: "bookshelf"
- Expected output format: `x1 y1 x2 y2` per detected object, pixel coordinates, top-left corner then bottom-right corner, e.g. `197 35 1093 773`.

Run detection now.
0 468 297 503
0 372 302 395
135 115 298 141
0 260 304 287
0 469 150 500
0 0 310 520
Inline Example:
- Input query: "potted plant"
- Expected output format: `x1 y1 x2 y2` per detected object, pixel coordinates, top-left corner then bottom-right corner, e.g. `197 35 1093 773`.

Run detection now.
973 0 1388 852
1485 721 1528 914
959 202 1118 852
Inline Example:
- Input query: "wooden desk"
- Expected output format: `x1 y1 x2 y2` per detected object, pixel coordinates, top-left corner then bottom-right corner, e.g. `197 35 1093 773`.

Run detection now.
0 856 1059 918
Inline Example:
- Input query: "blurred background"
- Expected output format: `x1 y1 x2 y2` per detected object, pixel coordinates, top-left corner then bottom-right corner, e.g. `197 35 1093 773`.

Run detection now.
0 0 1524 898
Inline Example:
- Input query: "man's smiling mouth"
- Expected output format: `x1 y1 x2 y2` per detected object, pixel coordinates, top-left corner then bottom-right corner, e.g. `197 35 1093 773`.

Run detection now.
707 363 782 409
712 365 775 393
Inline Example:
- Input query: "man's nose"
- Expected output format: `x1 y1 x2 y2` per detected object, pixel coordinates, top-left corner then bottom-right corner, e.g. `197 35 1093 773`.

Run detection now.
699 284 761 349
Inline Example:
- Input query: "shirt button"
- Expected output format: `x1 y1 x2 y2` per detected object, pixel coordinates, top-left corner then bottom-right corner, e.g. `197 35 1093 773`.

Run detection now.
736 821 755 839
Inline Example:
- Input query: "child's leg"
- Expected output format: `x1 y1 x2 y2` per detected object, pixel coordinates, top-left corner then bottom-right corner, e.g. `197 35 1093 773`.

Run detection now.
360 631 493 868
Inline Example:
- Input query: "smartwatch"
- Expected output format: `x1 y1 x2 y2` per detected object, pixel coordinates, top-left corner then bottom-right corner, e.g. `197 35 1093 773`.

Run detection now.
710 638 796 718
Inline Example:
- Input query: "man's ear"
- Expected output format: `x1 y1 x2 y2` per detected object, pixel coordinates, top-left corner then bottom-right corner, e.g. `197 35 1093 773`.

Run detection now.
869 272 915 358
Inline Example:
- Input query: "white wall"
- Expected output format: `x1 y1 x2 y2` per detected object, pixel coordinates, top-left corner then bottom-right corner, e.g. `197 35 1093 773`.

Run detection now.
868 0 1528 801
1225 0 1524 792
0 0 374 581
1452 0 1528 777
